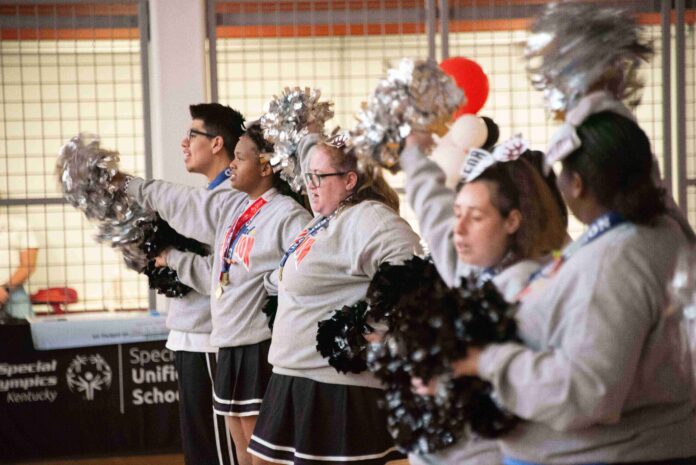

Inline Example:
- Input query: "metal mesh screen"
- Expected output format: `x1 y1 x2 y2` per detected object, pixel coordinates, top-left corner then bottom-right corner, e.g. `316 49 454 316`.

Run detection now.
214 0 431 230
0 2 149 312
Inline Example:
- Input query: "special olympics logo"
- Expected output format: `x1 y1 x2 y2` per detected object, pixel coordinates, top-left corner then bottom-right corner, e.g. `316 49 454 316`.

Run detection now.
66 354 112 400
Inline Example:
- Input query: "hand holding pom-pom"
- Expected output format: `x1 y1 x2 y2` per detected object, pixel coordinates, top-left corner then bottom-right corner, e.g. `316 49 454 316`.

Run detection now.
365 258 520 454
316 301 372 374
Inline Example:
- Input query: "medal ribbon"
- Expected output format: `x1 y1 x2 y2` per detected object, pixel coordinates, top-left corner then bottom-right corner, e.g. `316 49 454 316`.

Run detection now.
218 196 267 283
278 214 333 275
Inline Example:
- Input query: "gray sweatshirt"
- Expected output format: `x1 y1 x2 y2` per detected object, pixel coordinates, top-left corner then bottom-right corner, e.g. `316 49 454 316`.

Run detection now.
269 200 422 388
127 178 312 348
266 133 422 387
401 143 541 465
478 216 696 464
165 181 230 335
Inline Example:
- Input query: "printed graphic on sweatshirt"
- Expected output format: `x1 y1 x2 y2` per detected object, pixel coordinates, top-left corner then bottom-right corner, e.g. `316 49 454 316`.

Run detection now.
232 232 256 271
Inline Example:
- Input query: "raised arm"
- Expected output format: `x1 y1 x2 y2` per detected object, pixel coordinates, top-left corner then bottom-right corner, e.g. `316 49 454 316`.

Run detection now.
400 139 459 287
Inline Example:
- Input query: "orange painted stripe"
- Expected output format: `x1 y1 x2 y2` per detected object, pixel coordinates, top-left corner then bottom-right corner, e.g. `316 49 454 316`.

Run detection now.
0 28 138 40
0 4 136 17
216 22 425 38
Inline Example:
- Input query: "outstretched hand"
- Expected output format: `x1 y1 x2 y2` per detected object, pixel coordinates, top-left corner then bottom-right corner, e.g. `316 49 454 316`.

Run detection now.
154 249 170 268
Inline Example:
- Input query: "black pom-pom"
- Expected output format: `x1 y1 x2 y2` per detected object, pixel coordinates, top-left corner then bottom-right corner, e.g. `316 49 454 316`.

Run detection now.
365 256 520 454
316 301 372 374
262 295 278 330
143 261 193 298
139 214 210 297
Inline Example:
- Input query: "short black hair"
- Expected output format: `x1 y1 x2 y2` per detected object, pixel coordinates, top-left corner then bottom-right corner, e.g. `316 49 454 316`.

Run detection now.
189 103 245 160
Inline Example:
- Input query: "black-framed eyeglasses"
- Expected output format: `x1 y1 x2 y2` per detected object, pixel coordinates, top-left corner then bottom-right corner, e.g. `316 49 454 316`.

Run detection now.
304 171 348 188
187 128 217 140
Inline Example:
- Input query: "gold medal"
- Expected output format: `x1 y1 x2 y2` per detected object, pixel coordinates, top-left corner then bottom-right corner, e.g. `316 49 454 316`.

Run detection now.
215 285 224 299
221 272 229 285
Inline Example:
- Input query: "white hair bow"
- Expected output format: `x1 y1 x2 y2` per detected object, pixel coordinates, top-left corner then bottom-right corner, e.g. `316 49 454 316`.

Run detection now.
460 134 529 182
544 91 637 173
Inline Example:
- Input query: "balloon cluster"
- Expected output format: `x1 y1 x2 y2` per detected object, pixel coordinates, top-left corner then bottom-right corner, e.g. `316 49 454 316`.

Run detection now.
365 256 520 454
316 300 372 374
348 59 464 172
525 2 653 117
260 87 335 192
57 133 209 297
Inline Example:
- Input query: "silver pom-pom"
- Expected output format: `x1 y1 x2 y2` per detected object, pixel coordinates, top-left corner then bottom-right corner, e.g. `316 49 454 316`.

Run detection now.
525 2 653 118
260 87 334 192
348 58 464 172
57 133 155 271
58 133 130 222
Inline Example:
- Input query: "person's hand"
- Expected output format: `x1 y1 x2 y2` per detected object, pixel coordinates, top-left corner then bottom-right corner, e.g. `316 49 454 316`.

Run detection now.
111 172 133 191
411 347 484 396
154 249 170 268
364 328 386 344
452 347 483 377
0 286 9 305
405 130 434 152
411 376 439 396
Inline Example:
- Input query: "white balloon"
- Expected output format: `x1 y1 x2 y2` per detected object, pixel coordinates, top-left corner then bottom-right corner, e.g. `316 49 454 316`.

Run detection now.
431 138 466 189
430 115 489 189
449 114 488 150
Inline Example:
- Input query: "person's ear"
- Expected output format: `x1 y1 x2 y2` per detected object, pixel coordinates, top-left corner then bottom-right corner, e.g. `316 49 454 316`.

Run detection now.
504 209 522 235
211 135 225 155
259 155 273 177
345 171 358 191
569 171 585 199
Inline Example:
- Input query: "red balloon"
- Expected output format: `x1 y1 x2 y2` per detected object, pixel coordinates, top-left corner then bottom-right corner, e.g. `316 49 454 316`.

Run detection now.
440 57 489 117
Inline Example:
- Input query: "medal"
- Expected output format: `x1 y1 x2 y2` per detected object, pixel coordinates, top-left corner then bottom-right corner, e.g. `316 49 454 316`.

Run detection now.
221 272 229 285
215 285 224 299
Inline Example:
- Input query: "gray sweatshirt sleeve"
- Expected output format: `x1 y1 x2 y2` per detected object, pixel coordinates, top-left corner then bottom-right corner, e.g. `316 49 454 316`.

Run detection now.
477 243 656 432
127 177 232 245
166 249 213 295
355 204 423 277
400 144 459 286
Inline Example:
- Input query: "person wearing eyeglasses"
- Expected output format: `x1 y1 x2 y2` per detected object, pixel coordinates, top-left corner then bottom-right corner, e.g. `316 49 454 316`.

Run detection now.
247 134 421 465
145 103 243 465
121 119 312 465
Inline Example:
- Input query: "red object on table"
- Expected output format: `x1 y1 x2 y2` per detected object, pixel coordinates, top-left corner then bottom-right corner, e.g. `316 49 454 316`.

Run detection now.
30 287 78 314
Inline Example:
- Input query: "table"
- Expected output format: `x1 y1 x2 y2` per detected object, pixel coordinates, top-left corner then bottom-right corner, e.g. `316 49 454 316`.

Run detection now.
0 318 181 463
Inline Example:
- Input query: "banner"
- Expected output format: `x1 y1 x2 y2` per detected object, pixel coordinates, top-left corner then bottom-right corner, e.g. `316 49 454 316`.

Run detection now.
0 323 181 462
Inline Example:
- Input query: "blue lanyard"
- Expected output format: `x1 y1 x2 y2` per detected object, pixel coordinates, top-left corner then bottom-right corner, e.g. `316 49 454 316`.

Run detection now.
528 212 626 284
278 214 333 270
207 168 230 190
504 459 605 465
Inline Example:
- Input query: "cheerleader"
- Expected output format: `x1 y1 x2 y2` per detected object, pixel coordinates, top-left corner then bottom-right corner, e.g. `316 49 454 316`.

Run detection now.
439 109 696 465
247 134 421 465
123 121 312 465
401 130 567 465
156 103 243 465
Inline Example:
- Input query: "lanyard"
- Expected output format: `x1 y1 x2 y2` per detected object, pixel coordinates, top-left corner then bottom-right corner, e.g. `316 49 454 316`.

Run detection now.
518 212 626 300
477 250 517 286
278 213 334 280
218 196 267 284
503 459 605 465
207 168 230 190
